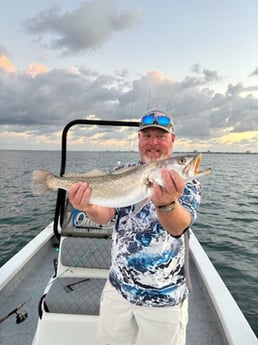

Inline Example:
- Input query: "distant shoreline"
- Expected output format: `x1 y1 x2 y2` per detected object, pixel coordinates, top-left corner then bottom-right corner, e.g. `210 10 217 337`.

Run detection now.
0 149 257 154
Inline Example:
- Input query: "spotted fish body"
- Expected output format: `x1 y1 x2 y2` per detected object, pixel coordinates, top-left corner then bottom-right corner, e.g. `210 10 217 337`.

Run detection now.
32 154 211 208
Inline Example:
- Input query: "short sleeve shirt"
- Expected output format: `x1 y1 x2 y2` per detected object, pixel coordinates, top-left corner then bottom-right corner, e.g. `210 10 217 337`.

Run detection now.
109 176 201 307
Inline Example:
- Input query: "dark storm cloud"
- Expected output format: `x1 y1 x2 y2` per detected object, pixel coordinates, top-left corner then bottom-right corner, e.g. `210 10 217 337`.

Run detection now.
23 0 141 54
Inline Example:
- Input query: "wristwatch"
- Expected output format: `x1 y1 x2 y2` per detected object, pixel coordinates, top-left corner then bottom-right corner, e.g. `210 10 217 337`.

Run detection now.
157 201 176 213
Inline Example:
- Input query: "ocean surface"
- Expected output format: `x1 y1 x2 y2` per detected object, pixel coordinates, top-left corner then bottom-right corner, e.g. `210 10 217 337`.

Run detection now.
0 150 257 336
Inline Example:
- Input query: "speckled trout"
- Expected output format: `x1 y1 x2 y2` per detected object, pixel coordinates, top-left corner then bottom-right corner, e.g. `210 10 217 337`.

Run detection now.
32 154 211 208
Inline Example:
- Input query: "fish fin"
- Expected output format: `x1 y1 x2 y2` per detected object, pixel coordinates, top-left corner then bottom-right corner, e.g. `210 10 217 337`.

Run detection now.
32 169 53 195
147 174 165 188
131 197 150 216
64 168 107 177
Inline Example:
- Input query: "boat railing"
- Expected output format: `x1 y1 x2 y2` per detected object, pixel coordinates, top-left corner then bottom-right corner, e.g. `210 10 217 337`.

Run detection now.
53 119 139 240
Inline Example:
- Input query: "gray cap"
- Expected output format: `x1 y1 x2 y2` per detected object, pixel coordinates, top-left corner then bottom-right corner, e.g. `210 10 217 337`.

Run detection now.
139 109 175 133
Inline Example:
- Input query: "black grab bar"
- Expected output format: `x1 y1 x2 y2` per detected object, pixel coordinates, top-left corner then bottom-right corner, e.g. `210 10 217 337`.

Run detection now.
53 119 139 240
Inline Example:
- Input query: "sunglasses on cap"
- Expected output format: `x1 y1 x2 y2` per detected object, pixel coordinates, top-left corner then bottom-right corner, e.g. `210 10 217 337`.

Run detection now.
140 112 174 131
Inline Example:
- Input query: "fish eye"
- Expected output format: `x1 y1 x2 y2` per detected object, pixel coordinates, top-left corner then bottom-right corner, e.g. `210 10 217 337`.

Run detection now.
177 157 186 165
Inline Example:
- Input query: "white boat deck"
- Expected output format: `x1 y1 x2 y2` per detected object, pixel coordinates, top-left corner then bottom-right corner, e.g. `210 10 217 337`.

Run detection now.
0 234 225 345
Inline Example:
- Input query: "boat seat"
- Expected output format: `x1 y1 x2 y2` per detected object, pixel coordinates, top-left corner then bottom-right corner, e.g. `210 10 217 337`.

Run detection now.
43 236 111 315
44 277 106 315
56 236 112 278
40 205 113 317
55 202 113 277
60 237 111 268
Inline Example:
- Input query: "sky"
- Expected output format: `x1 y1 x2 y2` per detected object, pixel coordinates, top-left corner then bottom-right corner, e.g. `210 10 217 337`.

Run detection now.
1 0 258 152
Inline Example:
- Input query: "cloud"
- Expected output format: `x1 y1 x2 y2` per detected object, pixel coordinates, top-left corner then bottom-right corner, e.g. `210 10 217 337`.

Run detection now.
250 68 258 77
190 63 221 83
23 0 141 54
0 55 16 73
26 63 47 77
0 63 127 129
1 58 258 152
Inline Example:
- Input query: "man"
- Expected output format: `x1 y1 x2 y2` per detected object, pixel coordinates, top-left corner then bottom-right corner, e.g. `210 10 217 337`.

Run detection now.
68 109 201 345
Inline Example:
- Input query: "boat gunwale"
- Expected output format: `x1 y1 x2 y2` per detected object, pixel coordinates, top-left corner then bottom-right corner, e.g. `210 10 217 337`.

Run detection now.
189 230 257 344
0 222 54 292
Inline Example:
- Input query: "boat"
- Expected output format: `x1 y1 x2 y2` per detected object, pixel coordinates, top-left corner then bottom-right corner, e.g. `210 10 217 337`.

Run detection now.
0 119 257 345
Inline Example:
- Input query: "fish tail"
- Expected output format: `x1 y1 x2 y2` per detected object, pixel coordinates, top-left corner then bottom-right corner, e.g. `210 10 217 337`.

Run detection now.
32 169 54 195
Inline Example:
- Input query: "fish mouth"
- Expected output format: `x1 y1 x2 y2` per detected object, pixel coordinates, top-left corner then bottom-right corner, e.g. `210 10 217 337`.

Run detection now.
194 153 212 176
194 154 201 174
183 153 211 178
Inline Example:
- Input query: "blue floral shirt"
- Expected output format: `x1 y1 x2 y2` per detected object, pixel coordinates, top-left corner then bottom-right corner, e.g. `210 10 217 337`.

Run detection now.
109 164 201 307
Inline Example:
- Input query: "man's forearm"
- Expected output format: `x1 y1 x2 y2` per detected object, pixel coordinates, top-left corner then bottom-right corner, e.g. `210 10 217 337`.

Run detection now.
156 201 191 237
83 204 115 224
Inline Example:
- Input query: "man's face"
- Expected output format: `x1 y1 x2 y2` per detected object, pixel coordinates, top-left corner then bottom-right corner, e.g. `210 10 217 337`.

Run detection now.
138 127 175 163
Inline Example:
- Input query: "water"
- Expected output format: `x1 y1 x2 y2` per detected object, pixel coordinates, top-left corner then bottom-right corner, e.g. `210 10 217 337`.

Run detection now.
0 150 257 335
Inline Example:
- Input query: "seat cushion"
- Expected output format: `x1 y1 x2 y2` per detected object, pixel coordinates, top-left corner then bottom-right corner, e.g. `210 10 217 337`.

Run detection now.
45 277 106 315
61 237 111 269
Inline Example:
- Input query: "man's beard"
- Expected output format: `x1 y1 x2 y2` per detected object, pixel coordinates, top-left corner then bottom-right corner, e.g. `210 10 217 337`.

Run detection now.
141 152 168 164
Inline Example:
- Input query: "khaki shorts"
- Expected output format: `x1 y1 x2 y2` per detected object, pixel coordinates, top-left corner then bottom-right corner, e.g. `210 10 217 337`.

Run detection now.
97 281 188 345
